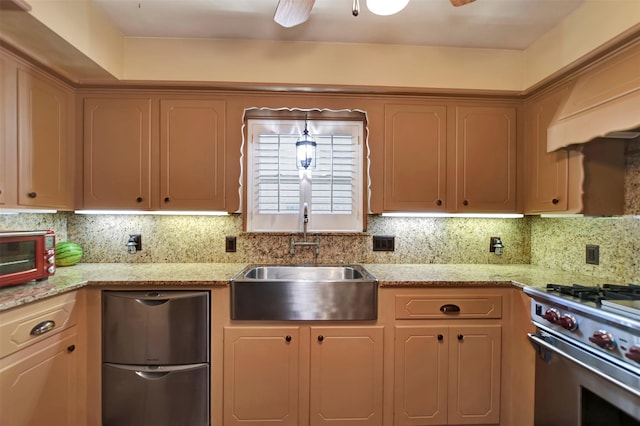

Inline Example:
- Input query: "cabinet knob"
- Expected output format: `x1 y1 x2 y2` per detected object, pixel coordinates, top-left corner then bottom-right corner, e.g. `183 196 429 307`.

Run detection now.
436 199 442 206
552 198 559 204
317 335 324 342
457 334 464 341
462 200 469 206
67 345 76 353
285 335 292 342
27 192 37 198
164 197 171 203
136 197 143 203
437 334 444 341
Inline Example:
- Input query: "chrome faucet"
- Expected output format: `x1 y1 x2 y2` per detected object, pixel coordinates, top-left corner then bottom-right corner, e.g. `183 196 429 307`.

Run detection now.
290 203 320 256
303 203 309 240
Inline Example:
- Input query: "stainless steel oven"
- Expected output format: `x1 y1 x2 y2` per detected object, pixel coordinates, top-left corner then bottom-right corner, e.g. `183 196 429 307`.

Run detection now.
525 284 640 426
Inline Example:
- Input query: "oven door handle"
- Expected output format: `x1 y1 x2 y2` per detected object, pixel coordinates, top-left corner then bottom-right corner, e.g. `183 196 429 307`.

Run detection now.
528 333 640 399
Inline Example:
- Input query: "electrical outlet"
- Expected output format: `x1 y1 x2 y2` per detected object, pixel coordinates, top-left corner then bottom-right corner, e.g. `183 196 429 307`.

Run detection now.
373 235 395 251
586 244 599 265
127 234 142 253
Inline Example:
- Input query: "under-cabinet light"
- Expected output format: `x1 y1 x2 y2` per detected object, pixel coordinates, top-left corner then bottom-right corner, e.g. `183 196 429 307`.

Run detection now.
0 209 57 214
74 210 229 216
381 213 524 219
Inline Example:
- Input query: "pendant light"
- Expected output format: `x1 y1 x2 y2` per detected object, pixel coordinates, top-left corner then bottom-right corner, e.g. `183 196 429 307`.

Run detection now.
366 0 409 16
296 114 316 170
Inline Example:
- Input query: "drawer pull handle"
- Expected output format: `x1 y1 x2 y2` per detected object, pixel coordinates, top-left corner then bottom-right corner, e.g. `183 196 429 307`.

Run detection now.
67 345 76 353
318 335 324 342
135 371 170 380
31 320 55 336
440 304 461 314
285 335 292 342
135 298 170 306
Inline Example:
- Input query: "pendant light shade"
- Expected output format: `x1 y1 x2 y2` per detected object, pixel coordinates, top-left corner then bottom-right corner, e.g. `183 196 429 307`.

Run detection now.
296 118 316 170
366 0 409 15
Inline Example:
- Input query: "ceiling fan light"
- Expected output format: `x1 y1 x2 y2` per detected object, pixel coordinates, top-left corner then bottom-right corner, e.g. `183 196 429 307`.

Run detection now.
366 0 409 16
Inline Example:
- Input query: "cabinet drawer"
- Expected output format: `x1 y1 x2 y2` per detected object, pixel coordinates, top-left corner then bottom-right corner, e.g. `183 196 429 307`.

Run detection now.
395 294 502 319
102 290 209 365
0 291 77 358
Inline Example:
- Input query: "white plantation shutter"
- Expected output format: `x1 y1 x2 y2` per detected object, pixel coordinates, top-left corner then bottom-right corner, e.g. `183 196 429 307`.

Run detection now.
247 119 363 232
254 134 300 213
312 135 355 214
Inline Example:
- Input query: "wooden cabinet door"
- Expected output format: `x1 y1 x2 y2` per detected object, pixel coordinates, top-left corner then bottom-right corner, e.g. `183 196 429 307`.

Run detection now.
224 327 301 426
524 86 571 213
309 326 384 426
394 326 448 426
83 97 154 209
160 99 226 210
17 68 73 209
383 104 447 212
452 106 517 212
0 331 77 426
448 325 501 425
0 54 15 207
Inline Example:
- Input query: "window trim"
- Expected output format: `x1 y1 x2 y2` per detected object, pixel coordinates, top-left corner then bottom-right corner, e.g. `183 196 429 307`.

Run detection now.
241 108 371 233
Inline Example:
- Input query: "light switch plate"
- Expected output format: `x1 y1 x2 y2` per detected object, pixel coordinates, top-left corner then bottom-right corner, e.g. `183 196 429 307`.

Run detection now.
373 235 395 251
586 244 599 265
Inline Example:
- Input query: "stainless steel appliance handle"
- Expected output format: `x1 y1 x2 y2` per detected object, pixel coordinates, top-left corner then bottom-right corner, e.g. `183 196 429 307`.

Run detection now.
528 333 640 398
135 371 170 380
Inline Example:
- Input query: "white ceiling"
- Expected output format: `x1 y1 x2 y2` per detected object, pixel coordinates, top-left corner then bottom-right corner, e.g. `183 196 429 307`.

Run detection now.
91 0 587 50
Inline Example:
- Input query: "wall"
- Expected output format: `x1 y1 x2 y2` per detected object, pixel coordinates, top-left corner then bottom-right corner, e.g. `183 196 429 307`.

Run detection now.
1 144 638 282
530 141 640 283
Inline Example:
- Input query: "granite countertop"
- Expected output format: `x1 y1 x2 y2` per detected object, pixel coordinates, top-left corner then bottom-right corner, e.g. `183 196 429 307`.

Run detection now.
0 262 624 311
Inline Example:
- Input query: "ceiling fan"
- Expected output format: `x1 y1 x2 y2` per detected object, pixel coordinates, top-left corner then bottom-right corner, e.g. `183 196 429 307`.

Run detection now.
274 0 476 28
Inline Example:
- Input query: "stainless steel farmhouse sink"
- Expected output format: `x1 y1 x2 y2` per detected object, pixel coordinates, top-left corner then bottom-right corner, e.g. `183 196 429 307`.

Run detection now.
230 265 378 321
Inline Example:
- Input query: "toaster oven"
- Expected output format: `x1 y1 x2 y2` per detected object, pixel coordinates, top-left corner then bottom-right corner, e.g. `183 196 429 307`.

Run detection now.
0 230 56 287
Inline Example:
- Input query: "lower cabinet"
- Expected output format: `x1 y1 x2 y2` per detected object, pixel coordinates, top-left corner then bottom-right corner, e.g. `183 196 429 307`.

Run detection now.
0 292 79 426
0 331 78 426
394 325 501 425
224 325 384 426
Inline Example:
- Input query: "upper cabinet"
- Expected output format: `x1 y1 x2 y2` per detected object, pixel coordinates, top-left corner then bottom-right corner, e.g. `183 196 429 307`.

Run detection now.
524 84 572 213
82 96 226 211
160 99 225 210
0 54 13 207
0 50 74 211
451 105 517 213
383 102 517 213
83 97 154 210
384 104 448 212
524 84 626 215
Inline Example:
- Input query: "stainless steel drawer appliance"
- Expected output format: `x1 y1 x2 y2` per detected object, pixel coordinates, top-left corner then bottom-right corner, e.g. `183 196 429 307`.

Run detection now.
102 290 210 426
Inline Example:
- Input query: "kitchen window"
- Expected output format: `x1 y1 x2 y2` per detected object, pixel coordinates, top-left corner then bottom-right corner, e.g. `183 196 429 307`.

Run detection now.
246 115 364 232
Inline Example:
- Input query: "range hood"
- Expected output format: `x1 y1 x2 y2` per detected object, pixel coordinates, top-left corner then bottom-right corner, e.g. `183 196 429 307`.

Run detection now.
547 41 640 152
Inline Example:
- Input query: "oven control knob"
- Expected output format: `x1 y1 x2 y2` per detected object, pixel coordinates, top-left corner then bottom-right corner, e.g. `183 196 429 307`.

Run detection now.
557 314 578 331
625 346 640 363
541 308 560 323
589 330 616 350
